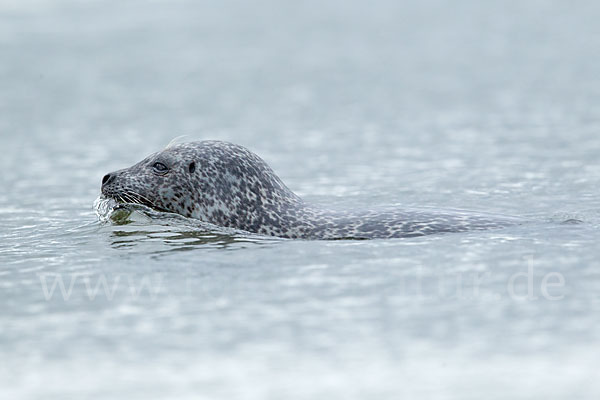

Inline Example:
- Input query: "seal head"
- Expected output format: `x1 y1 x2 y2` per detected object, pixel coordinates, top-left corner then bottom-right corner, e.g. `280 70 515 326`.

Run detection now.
101 140 522 239
102 141 305 237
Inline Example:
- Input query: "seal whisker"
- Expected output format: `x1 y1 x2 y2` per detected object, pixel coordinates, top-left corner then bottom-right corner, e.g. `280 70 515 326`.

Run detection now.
123 192 138 204
117 192 131 203
123 193 137 205
123 192 143 208
165 135 189 149
123 189 162 211
130 191 155 206
123 192 141 205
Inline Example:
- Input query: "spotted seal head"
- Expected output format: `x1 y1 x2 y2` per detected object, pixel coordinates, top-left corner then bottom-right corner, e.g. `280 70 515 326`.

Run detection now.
100 140 522 239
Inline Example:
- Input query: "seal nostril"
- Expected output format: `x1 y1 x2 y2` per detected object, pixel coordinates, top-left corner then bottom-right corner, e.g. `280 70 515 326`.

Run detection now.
102 174 114 186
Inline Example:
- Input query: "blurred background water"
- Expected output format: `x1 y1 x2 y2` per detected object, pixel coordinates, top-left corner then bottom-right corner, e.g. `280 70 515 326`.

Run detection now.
1 0 600 398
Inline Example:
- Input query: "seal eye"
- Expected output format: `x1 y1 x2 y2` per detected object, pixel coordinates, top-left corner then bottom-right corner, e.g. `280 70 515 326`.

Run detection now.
188 162 196 174
152 162 168 173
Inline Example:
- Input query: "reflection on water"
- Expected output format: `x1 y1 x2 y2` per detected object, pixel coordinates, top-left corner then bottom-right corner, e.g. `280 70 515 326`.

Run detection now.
94 202 284 254
95 198 283 252
109 226 280 252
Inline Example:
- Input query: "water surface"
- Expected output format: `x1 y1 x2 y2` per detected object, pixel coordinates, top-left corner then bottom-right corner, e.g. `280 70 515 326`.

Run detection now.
1 1 600 398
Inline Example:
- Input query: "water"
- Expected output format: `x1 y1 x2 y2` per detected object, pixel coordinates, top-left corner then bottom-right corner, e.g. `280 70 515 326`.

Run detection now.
2 0 600 398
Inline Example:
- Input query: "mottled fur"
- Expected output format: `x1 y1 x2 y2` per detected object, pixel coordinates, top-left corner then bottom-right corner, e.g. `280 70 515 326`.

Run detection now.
101 140 522 239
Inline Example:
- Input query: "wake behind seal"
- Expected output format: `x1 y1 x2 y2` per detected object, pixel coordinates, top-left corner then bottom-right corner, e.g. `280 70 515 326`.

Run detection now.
99 140 522 239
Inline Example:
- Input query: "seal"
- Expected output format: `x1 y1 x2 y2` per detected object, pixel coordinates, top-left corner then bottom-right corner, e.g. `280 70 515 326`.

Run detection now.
100 140 522 239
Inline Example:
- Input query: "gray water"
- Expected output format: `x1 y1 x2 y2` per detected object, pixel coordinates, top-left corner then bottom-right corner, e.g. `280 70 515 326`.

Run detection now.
2 0 600 398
